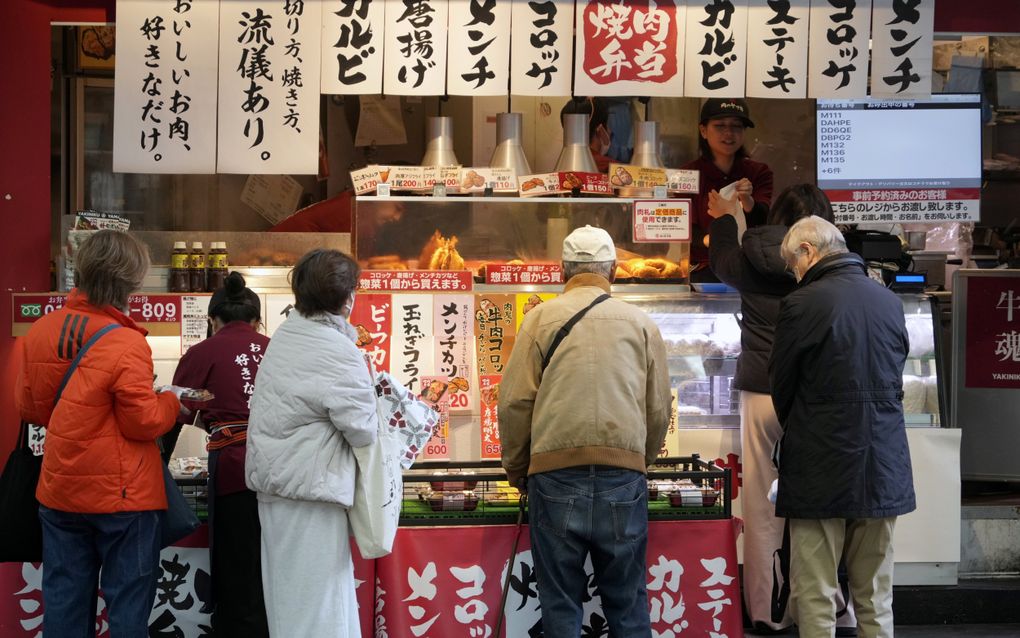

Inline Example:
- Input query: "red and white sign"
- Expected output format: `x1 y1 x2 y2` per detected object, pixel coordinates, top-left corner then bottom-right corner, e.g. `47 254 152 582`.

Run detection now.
359 270 473 292
826 188 981 224
350 293 393 373
127 295 181 323
633 199 692 242
965 276 1020 389
12 295 67 323
575 0 686 97
374 519 743 636
479 374 502 459
485 263 563 285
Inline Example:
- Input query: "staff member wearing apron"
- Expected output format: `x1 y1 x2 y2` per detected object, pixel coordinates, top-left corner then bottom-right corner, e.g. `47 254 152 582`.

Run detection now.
172 272 270 638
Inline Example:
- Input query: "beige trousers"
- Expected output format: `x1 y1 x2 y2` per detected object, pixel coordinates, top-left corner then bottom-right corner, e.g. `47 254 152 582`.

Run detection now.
740 391 856 631
789 517 897 638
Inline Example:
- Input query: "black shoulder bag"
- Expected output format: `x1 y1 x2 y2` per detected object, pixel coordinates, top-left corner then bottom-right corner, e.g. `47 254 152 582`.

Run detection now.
540 293 611 371
0 322 120 562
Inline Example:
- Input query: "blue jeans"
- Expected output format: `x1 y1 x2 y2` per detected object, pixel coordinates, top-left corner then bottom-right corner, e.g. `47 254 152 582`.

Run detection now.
39 505 161 638
528 466 651 637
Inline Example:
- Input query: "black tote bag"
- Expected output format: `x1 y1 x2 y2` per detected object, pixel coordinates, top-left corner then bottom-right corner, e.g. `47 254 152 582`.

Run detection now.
0 422 44 563
160 463 200 548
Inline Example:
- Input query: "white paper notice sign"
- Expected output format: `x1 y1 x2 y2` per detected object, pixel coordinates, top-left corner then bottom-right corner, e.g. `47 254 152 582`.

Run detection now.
575 0 686 97
180 295 211 355
808 0 872 98
355 95 408 147
384 0 449 95
321 0 386 94
217 0 322 174
433 294 474 413
684 0 749 97
746 0 809 98
633 199 691 242
447 0 511 96
510 0 574 96
114 0 219 173
871 0 934 99
240 174 304 224
264 293 297 337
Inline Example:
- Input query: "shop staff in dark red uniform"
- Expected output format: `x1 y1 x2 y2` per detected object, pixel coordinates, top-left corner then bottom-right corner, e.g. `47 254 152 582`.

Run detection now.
682 98 774 273
171 272 271 638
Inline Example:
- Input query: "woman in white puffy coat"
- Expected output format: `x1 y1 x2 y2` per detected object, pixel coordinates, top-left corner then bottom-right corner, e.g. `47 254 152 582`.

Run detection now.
246 249 378 638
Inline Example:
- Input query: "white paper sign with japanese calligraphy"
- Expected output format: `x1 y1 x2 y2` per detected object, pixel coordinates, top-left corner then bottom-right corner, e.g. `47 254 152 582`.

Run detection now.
575 0 687 97
390 294 435 395
746 0 810 98
321 0 386 94
384 0 450 95
684 0 750 97
447 0 512 95
808 0 872 98
217 0 322 174
114 0 219 173
510 0 574 95
871 0 934 99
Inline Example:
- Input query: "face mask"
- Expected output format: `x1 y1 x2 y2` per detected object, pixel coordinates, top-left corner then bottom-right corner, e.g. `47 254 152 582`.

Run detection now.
343 293 356 318
596 126 611 156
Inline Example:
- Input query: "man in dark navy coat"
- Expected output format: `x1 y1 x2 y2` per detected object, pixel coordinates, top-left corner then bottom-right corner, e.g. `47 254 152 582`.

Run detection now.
769 216 916 638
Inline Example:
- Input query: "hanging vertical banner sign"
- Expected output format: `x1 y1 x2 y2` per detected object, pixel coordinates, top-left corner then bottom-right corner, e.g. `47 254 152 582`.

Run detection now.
575 0 686 97
350 293 393 373
479 374 503 459
870 0 934 98
745 0 810 98
217 0 322 174
509 0 574 95
447 0 512 95
684 0 750 97
808 0 872 98
321 0 386 94
114 0 219 174
389 294 435 396
384 0 450 95
433 294 474 413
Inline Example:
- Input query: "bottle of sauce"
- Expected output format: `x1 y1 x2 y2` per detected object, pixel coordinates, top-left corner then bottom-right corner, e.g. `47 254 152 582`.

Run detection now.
207 241 229 292
169 241 190 292
189 241 207 294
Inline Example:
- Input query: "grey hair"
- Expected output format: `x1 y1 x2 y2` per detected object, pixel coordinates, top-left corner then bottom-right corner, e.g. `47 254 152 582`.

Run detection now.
781 215 848 262
75 230 150 309
562 260 615 281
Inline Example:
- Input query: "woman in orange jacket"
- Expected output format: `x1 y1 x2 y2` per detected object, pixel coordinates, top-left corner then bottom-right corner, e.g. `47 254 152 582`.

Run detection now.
16 230 183 638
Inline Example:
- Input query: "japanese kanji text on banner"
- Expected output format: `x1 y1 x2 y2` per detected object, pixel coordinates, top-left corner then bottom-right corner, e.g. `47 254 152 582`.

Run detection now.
808 0 873 98
217 0 322 174
684 0 749 97
965 276 1020 389
575 0 686 97
447 0 512 95
384 0 450 95
745 0 809 98
870 0 935 99
510 0 574 95
114 0 219 173
321 0 386 94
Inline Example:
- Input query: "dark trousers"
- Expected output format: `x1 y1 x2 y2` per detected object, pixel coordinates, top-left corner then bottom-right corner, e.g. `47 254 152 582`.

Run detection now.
39 506 161 638
211 489 269 638
528 466 652 637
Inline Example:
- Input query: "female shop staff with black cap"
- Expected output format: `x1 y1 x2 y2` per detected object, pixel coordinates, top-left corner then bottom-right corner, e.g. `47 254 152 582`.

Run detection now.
682 98 775 272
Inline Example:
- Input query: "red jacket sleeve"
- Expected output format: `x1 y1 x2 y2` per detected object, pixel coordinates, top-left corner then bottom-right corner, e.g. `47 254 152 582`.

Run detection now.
111 338 180 441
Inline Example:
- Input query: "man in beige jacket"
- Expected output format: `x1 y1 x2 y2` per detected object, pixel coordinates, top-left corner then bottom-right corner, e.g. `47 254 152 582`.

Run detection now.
498 225 671 637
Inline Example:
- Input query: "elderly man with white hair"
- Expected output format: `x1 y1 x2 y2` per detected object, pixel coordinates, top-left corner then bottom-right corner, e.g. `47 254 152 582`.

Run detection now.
499 225 671 637
768 216 916 638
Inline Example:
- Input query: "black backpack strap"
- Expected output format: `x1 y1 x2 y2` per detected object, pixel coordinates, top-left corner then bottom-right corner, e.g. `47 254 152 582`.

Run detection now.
53 323 121 404
771 517 792 624
540 293 610 372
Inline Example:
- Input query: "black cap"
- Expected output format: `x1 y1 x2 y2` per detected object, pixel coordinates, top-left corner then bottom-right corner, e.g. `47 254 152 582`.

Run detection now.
699 98 754 128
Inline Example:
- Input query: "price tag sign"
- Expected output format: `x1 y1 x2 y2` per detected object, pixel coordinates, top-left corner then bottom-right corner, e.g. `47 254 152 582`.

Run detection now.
479 374 502 460
419 375 451 461
389 166 429 191
485 263 563 285
633 200 692 242
518 173 561 196
350 167 381 195
13 295 68 324
359 270 473 292
609 163 668 190
666 169 700 194
460 167 516 193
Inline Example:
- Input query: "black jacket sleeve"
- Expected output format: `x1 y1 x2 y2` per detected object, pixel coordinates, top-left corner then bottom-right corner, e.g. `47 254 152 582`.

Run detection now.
708 215 746 288
769 297 803 425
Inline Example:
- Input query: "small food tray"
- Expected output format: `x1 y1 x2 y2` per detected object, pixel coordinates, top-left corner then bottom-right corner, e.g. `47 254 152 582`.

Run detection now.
429 480 478 492
667 489 720 508
427 493 480 512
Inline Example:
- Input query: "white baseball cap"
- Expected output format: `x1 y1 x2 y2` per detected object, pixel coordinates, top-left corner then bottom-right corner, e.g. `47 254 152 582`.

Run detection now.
562 225 615 263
